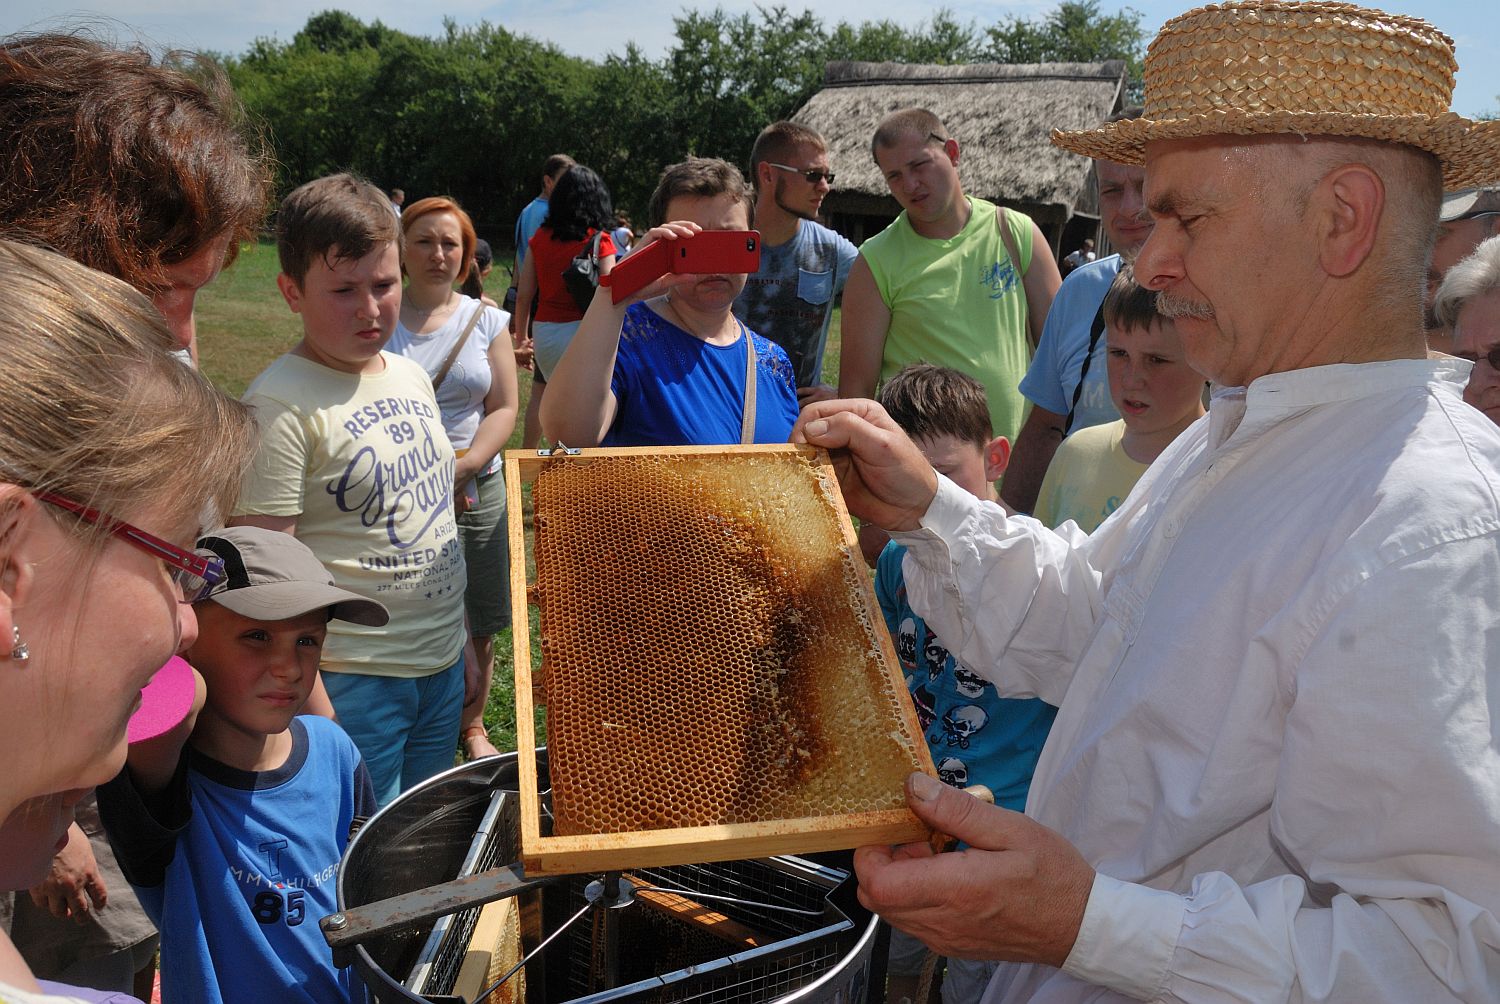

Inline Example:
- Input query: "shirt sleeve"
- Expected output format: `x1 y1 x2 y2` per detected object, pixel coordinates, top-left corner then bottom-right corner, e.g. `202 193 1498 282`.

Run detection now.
237 395 310 517
609 306 644 412
832 233 859 295
95 761 192 890
1062 533 1500 1001
1007 206 1034 274
347 758 378 843
475 304 507 351
1018 286 1073 413
891 475 1105 706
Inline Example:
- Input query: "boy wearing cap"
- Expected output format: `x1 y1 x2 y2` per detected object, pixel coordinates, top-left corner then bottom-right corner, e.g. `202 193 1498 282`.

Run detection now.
98 526 389 1004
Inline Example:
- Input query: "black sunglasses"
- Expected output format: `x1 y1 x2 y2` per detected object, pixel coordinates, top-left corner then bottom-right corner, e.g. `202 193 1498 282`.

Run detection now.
1456 345 1500 370
768 163 835 185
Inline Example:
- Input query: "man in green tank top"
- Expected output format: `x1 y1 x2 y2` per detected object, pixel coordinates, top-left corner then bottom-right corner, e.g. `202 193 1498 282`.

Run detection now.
838 107 1061 449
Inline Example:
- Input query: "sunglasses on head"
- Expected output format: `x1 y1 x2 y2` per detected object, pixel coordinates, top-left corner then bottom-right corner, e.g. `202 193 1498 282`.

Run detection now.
768 163 835 185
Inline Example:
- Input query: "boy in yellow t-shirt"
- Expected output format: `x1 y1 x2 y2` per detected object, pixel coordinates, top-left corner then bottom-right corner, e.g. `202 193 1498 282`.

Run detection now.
233 173 471 805
1036 265 1207 532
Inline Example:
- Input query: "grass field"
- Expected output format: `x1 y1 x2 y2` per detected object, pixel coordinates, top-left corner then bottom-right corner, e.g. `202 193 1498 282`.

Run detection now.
194 239 844 756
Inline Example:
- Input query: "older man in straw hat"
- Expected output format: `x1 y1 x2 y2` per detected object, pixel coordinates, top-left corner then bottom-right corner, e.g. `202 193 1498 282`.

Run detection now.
795 1 1500 1000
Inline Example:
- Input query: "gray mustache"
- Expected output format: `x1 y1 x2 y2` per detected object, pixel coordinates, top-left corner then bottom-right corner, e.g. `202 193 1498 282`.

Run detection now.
1156 290 1215 320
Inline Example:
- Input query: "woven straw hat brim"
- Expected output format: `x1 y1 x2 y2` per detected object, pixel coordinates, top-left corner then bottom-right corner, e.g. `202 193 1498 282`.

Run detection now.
1052 1 1500 191
1054 111 1500 190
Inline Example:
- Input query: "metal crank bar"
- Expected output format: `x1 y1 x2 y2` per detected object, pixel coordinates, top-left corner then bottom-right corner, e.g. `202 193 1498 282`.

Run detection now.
320 860 564 965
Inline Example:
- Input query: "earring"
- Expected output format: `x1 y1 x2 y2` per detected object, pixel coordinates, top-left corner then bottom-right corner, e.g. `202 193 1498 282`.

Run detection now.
11 625 29 663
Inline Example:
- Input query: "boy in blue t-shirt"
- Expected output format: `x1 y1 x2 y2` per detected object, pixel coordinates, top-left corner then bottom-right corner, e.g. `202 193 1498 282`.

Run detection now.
873 364 1058 1004
98 527 390 1004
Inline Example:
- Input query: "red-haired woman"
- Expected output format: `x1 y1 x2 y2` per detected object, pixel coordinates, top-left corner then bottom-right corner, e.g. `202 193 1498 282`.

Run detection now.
390 197 520 760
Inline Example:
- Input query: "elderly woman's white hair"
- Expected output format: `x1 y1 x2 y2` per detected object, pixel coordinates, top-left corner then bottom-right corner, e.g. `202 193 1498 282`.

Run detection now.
1433 235 1500 331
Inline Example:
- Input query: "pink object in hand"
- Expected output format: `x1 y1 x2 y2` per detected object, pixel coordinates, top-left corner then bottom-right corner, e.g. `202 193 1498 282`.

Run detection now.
127 655 195 744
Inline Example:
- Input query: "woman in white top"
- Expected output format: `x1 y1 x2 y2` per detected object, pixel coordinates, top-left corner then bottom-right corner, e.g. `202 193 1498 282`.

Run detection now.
0 242 255 999
390 197 520 760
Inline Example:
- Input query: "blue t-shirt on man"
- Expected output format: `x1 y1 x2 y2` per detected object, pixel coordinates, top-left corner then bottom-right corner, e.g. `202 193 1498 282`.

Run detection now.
514 196 549 270
604 302 800 448
876 541 1056 810
1018 253 1123 433
732 220 858 389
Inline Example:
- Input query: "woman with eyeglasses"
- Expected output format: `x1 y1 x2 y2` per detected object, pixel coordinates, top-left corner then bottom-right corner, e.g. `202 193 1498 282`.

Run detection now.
0 32 270 1002
0 240 255 1002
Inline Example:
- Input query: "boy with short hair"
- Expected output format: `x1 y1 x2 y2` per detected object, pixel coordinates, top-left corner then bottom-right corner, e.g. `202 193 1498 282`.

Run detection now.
232 173 471 805
98 526 390 1004
1035 266 1207 532
873 364 1057 1004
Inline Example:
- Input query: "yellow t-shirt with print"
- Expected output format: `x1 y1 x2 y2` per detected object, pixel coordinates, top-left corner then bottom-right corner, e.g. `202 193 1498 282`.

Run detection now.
238 351 466 678
1035 420 1147 533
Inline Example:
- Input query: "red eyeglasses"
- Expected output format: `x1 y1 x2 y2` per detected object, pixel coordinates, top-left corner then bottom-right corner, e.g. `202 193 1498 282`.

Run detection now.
34 491 224 601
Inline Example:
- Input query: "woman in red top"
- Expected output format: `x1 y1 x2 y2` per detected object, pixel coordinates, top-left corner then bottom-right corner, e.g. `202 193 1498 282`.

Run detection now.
514 165 617 441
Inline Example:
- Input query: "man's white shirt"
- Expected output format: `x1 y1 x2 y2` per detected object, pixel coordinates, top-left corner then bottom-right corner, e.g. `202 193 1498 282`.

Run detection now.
895 359 1500 1001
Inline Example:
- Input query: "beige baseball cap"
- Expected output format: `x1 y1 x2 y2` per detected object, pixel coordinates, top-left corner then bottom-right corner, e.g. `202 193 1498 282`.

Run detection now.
194 526 389 626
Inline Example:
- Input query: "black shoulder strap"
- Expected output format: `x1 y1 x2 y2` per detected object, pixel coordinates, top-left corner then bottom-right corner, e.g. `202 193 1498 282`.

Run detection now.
1063 299 1108 435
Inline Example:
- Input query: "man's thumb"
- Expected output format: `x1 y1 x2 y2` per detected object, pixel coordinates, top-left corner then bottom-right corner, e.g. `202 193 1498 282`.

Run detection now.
905 771 1011 851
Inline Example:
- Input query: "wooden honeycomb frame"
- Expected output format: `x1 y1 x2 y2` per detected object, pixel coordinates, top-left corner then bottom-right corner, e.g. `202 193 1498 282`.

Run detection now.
506 444 936 875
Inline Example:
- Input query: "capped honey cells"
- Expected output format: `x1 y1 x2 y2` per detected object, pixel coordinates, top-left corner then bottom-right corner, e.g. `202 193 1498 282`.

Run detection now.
529 449 928 837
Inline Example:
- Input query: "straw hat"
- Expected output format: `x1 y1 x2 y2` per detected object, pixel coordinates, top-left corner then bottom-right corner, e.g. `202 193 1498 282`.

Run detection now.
1052 1 1500 190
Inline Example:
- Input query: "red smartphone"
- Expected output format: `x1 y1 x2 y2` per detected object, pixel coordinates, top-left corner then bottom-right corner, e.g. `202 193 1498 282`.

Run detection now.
608 230 761 304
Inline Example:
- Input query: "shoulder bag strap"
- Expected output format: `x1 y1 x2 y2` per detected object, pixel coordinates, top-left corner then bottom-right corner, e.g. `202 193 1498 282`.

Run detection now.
432 303 487 391
993 205 1036 351
1063 300 1109 435
740 321 758 445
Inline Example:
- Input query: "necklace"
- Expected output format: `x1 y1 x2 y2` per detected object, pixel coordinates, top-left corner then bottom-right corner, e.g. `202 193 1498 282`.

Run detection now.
405 289 458 329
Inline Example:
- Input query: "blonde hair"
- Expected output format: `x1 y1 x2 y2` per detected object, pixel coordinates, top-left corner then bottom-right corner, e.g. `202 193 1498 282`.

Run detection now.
0 240 255 540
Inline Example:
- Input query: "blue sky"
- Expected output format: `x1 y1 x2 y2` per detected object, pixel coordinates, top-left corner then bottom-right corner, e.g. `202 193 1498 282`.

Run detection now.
4 1 1496 117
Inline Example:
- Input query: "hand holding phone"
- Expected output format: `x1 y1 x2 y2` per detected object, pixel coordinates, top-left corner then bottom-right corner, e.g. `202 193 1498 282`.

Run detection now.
606 229 761 304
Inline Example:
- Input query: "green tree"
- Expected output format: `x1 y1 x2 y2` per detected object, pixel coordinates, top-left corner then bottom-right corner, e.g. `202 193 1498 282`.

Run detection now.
222 4 1150 241
986 0 1145 100
295 10 390 54
826 10 983 65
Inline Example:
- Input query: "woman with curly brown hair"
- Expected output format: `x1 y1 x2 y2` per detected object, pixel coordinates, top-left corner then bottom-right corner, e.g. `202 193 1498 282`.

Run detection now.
0 32 271 365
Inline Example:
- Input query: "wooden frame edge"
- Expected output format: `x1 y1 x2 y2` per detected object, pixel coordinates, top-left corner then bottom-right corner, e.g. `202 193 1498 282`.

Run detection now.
504 452 544 855
520 809 927 875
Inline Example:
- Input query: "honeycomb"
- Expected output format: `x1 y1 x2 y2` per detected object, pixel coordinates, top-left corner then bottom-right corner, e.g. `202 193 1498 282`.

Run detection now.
530 448 928 837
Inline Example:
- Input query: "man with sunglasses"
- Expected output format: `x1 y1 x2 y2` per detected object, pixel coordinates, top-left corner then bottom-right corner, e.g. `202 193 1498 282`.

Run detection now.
733 121 858 406
1425 186 1500 353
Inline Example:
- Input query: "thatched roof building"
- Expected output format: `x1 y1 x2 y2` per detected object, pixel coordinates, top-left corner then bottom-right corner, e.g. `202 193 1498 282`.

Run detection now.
793 60 1127 252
